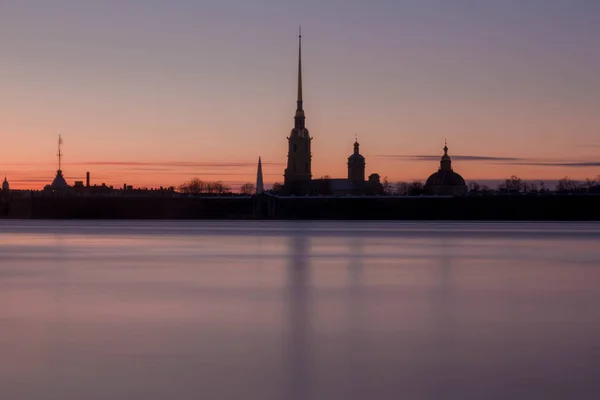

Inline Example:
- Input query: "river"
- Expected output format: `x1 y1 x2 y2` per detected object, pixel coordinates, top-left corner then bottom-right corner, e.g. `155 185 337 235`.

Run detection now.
1 221 599 399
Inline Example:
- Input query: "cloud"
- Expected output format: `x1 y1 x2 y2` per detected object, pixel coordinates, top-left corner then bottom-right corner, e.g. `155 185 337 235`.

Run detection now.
375 154 600 168
510 161 600 167
73 161 283 168
1 160 284 169
375 154 528 162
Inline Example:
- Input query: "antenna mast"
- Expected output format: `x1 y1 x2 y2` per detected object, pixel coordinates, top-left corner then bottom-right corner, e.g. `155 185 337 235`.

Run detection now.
57 134 63 171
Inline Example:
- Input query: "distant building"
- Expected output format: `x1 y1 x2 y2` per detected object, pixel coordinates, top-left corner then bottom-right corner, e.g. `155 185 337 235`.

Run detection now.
256 157 264 195
348 139 365 183
424 143 467 195
283 30 312 195
311 141 383 196
1 177 9 215
1 177 10 199
44 135 72 193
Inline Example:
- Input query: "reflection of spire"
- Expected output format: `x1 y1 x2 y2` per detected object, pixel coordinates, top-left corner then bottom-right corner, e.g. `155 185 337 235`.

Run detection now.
344 236 366 398
285 233 312 400
256 157 264 195
294 27 305 130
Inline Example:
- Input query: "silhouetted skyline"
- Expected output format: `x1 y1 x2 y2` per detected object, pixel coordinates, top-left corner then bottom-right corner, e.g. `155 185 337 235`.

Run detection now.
2 1 599 189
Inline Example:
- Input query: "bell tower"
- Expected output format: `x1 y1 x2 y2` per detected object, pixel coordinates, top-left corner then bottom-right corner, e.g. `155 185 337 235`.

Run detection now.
284 28 312 195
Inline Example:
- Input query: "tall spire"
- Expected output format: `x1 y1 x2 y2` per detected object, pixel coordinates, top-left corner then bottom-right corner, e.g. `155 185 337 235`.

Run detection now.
256 157 264 195
294 27 305 129
297 26 303 108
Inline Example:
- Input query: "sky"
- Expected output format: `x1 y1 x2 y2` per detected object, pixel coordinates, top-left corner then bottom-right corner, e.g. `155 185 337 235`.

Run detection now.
1 0 599 189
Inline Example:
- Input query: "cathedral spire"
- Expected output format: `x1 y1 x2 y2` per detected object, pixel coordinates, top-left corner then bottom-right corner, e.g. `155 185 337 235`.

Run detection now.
297 26 303 108
294 27 305 129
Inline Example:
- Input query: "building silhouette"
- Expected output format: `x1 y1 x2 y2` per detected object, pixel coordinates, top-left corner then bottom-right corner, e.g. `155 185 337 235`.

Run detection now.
280 32 382 196
45 135 71 193
284 29 312 195
424 142 467 195
1 177 9 200
348 139 365 183
256 157 264 195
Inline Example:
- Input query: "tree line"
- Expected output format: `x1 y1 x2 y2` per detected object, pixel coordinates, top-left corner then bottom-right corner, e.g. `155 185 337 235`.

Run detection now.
180 174 600 196
179 178 256 195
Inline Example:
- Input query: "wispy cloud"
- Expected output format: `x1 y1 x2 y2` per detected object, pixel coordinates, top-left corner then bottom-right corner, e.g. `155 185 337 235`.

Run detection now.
1 160 284 169
74 161 283 168
376 155 526 162
375 154 600 168
510 161 600 167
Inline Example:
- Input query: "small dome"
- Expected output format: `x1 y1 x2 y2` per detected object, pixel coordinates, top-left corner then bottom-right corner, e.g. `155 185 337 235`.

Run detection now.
348 140 365 162
426 170 466 187
348 153 365 162
2 177 9 191
51 170 69 189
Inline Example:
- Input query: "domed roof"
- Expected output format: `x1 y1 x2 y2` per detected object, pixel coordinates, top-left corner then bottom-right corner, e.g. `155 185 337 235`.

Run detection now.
426 170 466 187
2 177 9 191
348 140 365 162
51 170 69 189
425 142 467 188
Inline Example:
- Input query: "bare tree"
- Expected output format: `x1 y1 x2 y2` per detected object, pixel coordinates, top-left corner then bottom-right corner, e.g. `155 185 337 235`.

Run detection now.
382 176 392 195
408 181 424 195
394 181 410 195
584 177 598 189
522 182 538 192
556 177 579 192
469 182 481 192
271 182 284 194
179 178 205 194
240 183 254 195
213 181 231 194
179 178 231 195
539 181 546 192
501 175 524 192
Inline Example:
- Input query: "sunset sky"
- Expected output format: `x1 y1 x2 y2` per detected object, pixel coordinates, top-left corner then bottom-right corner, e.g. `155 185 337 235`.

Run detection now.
2 0 599 189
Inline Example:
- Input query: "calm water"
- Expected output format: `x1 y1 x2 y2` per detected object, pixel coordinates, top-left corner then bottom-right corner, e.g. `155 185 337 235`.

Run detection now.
1 221 599 400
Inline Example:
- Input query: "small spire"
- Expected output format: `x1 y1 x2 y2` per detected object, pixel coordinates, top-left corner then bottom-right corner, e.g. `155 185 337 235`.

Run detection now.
256 157 264 195
443 139 448 155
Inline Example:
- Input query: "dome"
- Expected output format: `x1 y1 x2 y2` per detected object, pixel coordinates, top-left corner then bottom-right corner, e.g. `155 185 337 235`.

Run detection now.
348 140 365 162
2 177 9 191
348 153 365 162
51 170 69 189
424 142 468 195
426 170 466 187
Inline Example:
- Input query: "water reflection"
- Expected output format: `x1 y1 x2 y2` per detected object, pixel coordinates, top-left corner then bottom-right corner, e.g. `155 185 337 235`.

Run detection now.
345 236 365 398
285 232 312 400
1 221 600 400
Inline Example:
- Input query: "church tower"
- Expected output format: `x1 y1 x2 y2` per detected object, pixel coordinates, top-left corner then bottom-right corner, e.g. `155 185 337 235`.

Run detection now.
348 139 365 183
284 28 312 195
